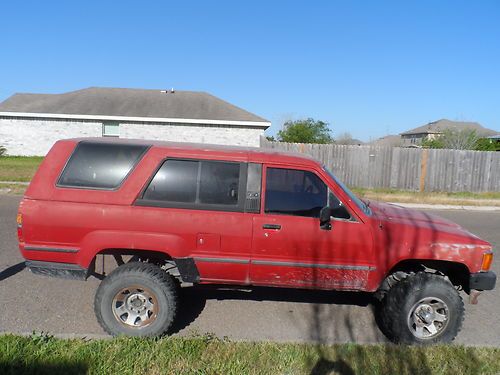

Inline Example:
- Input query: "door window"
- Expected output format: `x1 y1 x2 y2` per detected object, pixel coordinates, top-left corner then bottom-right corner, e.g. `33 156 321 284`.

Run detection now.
265 168 327 218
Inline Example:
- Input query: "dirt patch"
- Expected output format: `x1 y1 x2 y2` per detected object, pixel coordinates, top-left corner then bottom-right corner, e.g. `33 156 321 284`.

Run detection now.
361 192 500 207
0 184 26 195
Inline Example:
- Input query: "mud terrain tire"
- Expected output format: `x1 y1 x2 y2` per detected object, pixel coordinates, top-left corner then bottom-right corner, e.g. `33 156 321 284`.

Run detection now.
381 272 464 344
95 262 178 337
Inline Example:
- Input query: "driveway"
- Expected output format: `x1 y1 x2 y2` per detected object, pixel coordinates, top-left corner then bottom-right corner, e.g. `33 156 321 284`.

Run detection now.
0 195 498 345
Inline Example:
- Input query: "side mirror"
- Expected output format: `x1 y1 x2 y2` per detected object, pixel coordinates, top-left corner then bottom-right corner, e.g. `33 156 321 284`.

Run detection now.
329 197 343 211
319 206 333 230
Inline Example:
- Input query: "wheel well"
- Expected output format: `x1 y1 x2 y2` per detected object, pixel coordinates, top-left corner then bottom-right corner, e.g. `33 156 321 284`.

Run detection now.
88 249 200 284
88 248 174 279
378 259 471 296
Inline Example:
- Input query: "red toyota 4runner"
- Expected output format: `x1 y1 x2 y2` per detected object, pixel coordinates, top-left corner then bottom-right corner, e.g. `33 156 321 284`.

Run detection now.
17 138 496 344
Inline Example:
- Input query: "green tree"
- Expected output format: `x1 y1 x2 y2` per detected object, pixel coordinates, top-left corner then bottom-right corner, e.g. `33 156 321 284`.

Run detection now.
0 145 6 156
421 137 444 149
475 138 500 151
277 118 333 144
422 129 478 150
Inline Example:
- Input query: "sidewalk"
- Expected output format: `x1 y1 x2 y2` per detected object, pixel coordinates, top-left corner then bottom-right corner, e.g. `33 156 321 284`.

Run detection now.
387 202 500 211
0 181 29 185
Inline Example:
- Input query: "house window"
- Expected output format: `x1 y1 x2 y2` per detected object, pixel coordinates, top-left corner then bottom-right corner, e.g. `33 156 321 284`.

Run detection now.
103 122 120 137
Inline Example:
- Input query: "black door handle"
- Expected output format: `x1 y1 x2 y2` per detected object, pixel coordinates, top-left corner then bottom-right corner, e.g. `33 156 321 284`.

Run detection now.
263 224 281 230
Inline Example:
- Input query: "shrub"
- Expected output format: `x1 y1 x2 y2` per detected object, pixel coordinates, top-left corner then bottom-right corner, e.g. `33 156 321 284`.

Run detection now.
277 118 333 144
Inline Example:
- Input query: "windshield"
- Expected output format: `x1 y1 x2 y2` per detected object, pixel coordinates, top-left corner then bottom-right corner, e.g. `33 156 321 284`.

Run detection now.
323 166 372 216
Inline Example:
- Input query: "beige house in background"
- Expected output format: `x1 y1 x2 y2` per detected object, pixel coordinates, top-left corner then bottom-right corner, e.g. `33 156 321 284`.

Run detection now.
400 119 497 146
368 134 402 147
0 87 271 156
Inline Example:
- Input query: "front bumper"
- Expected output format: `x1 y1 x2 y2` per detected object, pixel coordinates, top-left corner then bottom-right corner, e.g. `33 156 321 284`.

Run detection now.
470 271 496 291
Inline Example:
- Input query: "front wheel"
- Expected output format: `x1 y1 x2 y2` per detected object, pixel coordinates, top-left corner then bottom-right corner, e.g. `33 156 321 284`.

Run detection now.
381 272 464 344
94 262 178 337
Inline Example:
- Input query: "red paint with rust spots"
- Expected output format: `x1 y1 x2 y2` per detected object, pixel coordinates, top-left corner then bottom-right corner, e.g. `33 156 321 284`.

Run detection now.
18 138 493 292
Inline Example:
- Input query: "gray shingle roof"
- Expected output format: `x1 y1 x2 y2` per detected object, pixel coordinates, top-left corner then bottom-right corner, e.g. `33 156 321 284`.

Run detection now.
368 134 402 147
0 87 269 124
400 119 497 137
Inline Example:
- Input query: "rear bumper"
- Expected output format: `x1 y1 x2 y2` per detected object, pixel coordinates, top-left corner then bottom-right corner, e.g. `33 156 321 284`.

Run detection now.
26 260 88 280
470 271 496 291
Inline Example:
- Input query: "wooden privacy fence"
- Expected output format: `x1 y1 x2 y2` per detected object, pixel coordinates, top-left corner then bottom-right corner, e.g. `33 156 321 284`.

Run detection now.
260 139 500 192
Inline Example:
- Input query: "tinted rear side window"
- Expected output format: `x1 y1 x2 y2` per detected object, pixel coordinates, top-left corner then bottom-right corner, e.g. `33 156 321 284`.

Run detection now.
143 159 199 202
199 161 240 205
57 142 148 189
141 159 244 209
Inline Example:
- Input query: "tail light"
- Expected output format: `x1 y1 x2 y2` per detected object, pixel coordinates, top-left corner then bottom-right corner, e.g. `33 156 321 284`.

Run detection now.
481 253 493 271
16 213 24 242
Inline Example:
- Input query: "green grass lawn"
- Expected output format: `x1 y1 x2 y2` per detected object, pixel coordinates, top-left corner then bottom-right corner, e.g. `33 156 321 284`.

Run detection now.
0 156 44 182
1 334 499 375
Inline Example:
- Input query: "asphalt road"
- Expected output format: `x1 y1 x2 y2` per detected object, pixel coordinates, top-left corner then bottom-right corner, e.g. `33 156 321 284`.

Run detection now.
1 195 499 346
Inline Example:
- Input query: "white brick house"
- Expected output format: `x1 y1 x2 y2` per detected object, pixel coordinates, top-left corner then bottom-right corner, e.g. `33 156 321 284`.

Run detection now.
0 87 270 156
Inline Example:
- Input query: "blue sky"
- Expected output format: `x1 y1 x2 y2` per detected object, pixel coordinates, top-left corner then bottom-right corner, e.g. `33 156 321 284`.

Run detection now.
1 1 499 141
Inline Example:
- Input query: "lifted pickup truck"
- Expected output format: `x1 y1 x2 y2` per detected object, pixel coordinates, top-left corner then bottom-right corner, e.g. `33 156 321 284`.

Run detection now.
17 138 496 344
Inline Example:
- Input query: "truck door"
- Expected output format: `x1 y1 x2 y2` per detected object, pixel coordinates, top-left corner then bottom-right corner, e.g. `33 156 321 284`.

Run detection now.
250 165 373 290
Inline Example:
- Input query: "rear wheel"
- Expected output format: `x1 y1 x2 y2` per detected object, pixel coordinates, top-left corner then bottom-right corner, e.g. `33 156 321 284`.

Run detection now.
94 262 178 337
381 272 464 344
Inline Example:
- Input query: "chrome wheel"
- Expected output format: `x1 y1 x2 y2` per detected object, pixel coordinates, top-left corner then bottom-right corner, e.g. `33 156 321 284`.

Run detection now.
112 285 159 328
407 297 449 339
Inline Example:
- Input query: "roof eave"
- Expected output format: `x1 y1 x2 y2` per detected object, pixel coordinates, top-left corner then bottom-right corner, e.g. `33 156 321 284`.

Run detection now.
400 131 442 136
0 111 271 128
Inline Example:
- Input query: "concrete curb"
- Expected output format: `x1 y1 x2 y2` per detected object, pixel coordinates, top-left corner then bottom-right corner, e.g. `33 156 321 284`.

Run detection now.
0 181 29 185
388 202 500 211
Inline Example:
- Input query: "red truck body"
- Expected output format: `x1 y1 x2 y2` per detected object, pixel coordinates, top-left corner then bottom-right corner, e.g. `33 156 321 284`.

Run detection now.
18 138 494 293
